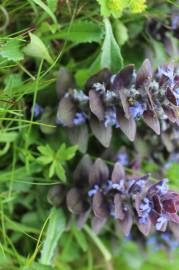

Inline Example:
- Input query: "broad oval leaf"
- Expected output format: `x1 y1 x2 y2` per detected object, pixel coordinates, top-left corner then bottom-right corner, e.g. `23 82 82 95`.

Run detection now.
136 59 152 88
89 90 105 121
143 110 160 135
90 117 112 147
57 97 76 127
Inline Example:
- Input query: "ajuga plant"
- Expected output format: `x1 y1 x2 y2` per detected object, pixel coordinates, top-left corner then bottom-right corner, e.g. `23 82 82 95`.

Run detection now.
47 148 179 251
57 59 179 148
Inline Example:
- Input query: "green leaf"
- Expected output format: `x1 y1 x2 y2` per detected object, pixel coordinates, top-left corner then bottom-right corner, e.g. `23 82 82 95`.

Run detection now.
101 18 123 72
37 156 53 165
23 33 53 64
166 163 179 189
55 163 66 182
38 145 54 157
49 161 56 178
31 0 57 24
113 20 128 46
0 39 24 61
0 132 18 143
40 208 66 265
75 69 91 88
57 144 78 161
47 0 58 12
23 263 55 270
50 20 104 43
72 224 87 252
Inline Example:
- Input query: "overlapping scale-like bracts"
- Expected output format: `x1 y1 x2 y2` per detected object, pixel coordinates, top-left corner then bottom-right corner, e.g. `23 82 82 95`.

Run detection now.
57 59 179 147
65 155 179 238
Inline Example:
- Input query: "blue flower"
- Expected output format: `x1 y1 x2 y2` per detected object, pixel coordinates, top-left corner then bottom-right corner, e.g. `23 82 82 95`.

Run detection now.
156 215 168 231
73 90 89 103
129 102 144 118
32 103 42 118
117 152 129 166
88 185 100 197
158 65 175 86
174 88 179 106
73 112 86 126
156 178 168 195
104 107 119 127
171 14 179 30
139 198 151 224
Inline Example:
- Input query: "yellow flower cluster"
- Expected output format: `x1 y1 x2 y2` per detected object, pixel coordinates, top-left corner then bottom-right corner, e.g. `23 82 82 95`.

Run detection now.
130 0 146 13
107 0 123 13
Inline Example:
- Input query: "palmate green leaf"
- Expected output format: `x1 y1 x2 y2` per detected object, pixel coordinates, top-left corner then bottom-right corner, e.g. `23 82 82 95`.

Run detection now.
40 208 66 265
37 145 54 157
0 39 24 61
50 20 104 43
57 144 78 161
23 33 53 64
37 155 53 165
101 18 123 72
55 163 66 182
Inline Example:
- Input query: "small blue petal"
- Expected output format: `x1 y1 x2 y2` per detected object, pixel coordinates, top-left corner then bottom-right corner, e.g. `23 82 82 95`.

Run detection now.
73 112 86 126
129 102 144 118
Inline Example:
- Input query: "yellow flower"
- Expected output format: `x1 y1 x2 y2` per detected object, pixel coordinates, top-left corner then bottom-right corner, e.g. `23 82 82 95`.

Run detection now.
107 0 124 13
130 0 146 13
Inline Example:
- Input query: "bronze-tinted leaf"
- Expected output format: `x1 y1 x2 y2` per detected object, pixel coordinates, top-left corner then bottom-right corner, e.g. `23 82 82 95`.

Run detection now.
56 67 75 98
136 59 152 88
92 192 109 218
119 90 130 119
47 185 66 207
118 212 133 236
143 110 160 135
137 218 151 236
167 213 179 223
163 105 176 123
114 194 125 220
89 90 105 121
166 87 177 105
77 209 91 229
162 199 176 213
66 188 86 214
89 158 109 187
112 64 135 91
73 155 92 185
134 194 142 216
149 209 160 224
90 117 112 147
57 97 76 127
68 125 88 153
85 68 112 91
91 216 107 234
112 162 125 183
152 195 162 214
161 133 174 152
117 109 136 141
